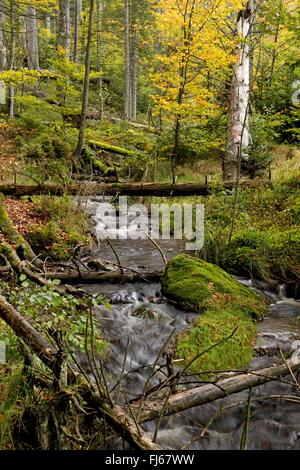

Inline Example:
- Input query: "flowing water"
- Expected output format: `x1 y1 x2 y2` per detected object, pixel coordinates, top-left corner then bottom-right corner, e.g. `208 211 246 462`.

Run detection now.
77 197 300 450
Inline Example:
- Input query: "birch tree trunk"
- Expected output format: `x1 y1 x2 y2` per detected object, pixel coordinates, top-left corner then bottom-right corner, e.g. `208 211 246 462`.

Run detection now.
223 1 255 182
74 0 95 159
58 0 71 58
26 6 39 70
124 0 131 120
73 0 82 63
0 0 7 71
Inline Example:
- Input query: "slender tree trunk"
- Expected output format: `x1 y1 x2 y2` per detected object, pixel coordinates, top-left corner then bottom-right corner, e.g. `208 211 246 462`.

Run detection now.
8 0 15 118
26 6 39 70
223 1 255 182
74 0 95 159
97 0 104 120
73 0 82 63
269 0 282 86
58 0 71 58
130 29 138 120
124 0 131 120
45 14 51 32
0 0 7 71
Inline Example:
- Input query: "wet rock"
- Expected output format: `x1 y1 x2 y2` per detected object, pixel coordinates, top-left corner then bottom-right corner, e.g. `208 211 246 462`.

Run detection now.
161 254 268 319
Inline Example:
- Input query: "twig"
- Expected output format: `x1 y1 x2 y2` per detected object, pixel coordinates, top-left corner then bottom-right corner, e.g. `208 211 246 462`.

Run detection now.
106 238 124 274
179 326 238 377
145 233 168 267
240 386 252 450
136 329 176 421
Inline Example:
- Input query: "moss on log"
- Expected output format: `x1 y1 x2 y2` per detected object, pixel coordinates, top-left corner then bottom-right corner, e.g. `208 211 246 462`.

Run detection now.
88 140 137 158
83 148 117 176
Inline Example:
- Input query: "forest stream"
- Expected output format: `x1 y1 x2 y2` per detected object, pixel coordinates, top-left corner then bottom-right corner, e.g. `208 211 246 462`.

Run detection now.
73 197 300 450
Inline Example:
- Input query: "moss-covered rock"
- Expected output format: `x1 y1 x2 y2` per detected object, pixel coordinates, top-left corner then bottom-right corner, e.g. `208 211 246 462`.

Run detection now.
161 254 267 320
161 254 268 377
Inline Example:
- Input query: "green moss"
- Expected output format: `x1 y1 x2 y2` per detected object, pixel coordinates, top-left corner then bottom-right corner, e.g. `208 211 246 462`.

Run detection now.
0 363 33 449
162 254 267 378
161 254 267 320
177 303 257 378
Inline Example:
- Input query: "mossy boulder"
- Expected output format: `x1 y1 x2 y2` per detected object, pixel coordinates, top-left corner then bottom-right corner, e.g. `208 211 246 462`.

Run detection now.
161 254 268 377
161 254 268 320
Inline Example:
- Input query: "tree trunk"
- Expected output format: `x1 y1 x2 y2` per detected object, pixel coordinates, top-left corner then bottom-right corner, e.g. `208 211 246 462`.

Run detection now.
0 293 160 450
73 0 82 63
8 0 15 118
0 0 7 71
88 139 137 157
135 358 300 424
0 180 263 197
124 0 131 120
26 6 39 70
45 270 162 284
223 1 255 181
97 0 104 120
58 0 71 58
74 0 95 159
0 295 56 367
130 29 138 120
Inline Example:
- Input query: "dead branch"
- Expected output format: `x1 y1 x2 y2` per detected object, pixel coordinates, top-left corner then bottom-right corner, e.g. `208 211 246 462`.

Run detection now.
134 359 300 424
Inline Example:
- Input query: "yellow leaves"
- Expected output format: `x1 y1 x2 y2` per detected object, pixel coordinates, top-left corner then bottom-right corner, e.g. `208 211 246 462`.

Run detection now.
0 69 56 86
150 0 241 123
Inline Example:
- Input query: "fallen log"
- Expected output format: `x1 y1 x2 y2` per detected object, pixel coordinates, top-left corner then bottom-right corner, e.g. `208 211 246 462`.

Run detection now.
0 180 264 197
0 295 56 367
0 294 160 450
111 117 159 134
88 140 137 158
135 359 300 424
45 270 162 284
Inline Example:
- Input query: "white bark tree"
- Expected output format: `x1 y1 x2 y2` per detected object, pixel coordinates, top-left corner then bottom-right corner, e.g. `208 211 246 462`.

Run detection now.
223 1 255 181
26 6 39 70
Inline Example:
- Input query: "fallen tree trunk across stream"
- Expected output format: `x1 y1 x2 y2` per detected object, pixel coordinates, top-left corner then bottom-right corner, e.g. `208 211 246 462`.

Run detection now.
135 359 300 424
0 180 269 197
45 270 162 283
